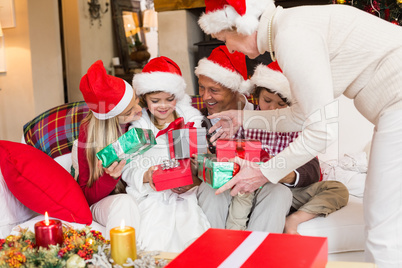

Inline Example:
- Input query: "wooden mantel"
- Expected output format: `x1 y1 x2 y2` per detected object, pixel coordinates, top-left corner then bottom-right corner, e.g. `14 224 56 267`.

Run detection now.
154 0 329 12
154 0 205 12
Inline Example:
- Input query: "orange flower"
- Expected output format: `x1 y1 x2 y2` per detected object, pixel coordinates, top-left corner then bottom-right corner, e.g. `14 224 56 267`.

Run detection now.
5 251 26 268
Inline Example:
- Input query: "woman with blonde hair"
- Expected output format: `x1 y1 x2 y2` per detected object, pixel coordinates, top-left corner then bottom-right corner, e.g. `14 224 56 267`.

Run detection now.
77 60 143 239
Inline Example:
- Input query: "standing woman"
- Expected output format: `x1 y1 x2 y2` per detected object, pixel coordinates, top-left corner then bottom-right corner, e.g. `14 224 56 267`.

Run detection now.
78 60 143 239
198 0 402 266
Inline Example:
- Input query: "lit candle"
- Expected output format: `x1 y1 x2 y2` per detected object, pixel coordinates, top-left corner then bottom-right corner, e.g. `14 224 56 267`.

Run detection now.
110 220 137 265
34 212 64 248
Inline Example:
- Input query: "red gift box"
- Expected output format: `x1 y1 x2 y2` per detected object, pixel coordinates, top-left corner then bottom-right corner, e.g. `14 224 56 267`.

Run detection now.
167 229 328 268
152 158 193 191
216 139 262 162
156 117 207 159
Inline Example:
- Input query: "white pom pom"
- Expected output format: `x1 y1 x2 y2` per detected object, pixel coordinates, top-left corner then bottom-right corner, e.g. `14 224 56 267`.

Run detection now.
238 80 253 96
235 15 259 36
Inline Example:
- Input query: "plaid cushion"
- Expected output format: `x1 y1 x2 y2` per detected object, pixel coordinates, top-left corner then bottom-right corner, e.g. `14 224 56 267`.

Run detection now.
191 95 257 110
23 101 89 159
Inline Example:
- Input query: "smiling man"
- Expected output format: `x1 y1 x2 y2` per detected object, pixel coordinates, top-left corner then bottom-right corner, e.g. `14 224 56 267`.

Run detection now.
194 45 293 233
195 45 254 153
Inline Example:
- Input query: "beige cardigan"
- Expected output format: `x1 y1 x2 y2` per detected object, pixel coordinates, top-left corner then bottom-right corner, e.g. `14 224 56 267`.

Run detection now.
245 3 402 183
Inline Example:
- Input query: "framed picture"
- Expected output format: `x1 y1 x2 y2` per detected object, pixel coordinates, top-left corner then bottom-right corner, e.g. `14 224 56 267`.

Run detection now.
0 0 16 28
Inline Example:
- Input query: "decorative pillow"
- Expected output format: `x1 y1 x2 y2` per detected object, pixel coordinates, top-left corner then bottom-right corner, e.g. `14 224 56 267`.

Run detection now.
23 101 89 159
0 168 36 238
0 140 92 225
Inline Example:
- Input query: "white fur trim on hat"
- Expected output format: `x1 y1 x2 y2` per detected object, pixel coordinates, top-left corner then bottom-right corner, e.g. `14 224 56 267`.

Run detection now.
92 81 134 120
250 64 292 103
198 0 273 36
132 71 187 101
195 58 252 95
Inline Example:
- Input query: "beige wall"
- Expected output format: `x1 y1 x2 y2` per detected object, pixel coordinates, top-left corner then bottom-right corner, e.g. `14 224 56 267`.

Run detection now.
158 10 203 95
0 0 63 142
62 0 115 102
0 0 116 142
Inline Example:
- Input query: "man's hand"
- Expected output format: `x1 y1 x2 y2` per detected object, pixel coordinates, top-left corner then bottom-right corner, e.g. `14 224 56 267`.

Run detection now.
207 110 244 143
215 157 269 196
99 160 126 179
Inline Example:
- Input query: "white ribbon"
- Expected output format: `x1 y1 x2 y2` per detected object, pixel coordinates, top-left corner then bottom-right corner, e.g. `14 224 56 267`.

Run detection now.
218 232 269 268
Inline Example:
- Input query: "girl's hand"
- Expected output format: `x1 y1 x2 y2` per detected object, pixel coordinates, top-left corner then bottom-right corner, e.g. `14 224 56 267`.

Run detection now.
99 160 126 179
207 110 244 143
143 166 157 191
171 184 194 194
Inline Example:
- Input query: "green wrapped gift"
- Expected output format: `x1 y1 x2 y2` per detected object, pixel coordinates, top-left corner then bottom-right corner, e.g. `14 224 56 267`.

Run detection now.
96 128 156 168
197 154 235 189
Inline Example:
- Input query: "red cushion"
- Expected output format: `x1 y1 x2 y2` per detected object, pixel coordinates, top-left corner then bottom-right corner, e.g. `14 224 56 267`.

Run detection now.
0 140 92 224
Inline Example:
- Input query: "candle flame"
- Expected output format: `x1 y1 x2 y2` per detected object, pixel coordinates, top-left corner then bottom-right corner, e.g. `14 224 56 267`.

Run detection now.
45 211 49 226
120 219 125 229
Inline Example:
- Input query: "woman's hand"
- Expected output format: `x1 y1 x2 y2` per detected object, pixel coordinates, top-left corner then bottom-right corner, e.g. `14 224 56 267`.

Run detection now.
207 110 244 143
143 166 157 191
99 160 126 179
215 157 269 196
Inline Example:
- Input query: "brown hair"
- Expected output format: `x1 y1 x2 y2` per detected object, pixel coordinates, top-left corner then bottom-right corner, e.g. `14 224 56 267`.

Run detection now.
252 86 291 106
140 92 179 130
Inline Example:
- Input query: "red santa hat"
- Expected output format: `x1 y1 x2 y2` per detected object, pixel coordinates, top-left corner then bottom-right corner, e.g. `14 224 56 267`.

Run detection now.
194 45 252 95
132 56 188 103
79 60 134 120
250 61 293 104
198 0 273 36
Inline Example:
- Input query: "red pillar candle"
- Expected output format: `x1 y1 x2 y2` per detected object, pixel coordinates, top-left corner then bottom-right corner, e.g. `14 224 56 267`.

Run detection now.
34 212 64 248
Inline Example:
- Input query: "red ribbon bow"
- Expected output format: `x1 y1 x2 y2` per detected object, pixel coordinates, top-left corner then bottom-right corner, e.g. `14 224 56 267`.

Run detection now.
155 117 194 138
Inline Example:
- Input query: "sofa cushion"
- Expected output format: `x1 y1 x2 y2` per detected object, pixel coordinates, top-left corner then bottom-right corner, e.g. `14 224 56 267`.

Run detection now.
23 101 89 159
297 195 365 254
0 168 36 238
0 140 92 225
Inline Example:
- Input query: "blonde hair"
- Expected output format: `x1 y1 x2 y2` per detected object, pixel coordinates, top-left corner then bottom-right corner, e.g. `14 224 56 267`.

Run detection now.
81 111 126 194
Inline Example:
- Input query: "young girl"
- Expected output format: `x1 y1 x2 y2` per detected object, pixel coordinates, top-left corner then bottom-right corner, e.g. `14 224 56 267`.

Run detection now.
122 56 210 252
246 62 349 234
77 60 143 239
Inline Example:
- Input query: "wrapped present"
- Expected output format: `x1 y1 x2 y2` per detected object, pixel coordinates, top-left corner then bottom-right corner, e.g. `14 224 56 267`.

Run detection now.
156 117 208 159
166 229 328 268
96 128 156 168
153 158 193 191
216 139 261 162
197 154 240 189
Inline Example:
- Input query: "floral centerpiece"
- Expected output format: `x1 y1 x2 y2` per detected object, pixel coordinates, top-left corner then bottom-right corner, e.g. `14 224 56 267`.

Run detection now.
0 226 168 268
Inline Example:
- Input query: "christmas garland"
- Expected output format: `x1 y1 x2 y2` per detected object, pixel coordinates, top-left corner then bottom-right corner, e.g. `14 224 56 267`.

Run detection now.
0 227 168 268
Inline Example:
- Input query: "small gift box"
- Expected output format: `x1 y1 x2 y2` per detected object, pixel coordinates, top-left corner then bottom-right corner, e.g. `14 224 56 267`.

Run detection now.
216 139 262 162
156 117 208 160
197 154 239 189
166 229 328 268
153 158 193 191
96 128 156 168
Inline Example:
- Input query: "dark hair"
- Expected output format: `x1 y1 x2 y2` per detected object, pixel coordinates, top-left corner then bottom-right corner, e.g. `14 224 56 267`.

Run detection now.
252 86 291 106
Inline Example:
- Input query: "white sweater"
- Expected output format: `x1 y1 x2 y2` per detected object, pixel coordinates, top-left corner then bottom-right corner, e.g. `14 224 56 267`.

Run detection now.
245 3 402 183
121 102 209 252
